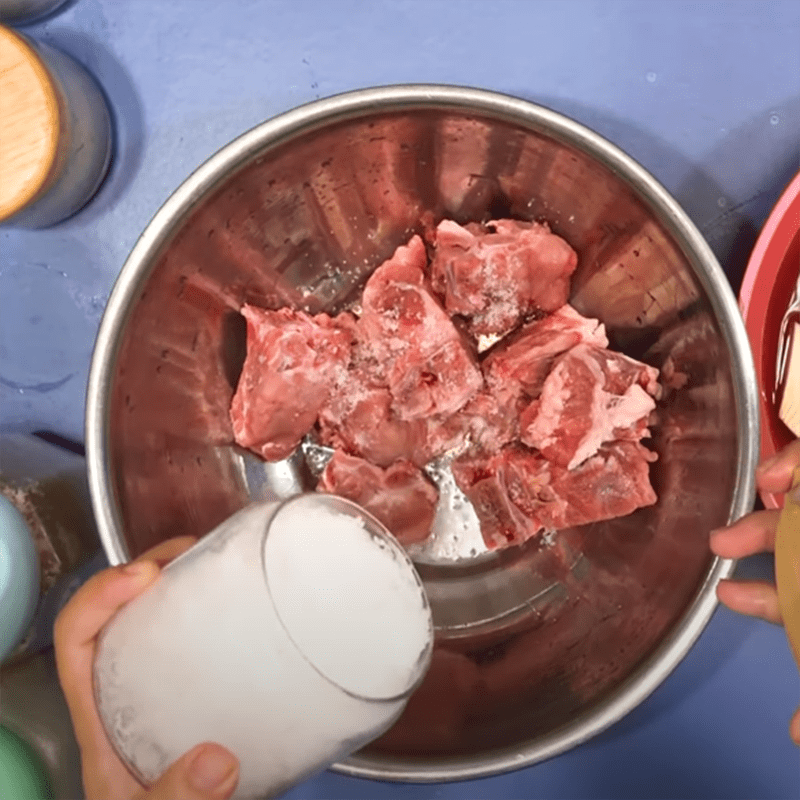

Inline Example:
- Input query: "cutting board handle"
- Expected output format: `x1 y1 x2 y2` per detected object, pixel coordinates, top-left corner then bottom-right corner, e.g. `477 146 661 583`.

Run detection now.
775 467 800 671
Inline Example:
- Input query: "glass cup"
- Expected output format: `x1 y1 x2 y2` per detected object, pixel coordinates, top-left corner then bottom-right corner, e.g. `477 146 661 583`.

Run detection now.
93 495 433 798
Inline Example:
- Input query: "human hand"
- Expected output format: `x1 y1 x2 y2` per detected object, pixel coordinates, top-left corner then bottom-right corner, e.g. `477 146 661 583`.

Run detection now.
54 538 241 799
710 438 800 745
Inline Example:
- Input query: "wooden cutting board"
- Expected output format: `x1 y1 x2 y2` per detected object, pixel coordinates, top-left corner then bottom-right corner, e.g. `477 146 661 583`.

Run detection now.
775 467 800 670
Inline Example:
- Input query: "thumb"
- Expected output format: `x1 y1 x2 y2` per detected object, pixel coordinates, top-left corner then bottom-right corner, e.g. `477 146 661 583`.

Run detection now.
143 743 240 800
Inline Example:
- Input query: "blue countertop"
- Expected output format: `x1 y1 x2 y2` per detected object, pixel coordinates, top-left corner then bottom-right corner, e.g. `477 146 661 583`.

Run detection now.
2 1 799 797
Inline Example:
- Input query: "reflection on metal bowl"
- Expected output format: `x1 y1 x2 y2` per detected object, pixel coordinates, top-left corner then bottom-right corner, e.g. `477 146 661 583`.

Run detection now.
86 85 758 782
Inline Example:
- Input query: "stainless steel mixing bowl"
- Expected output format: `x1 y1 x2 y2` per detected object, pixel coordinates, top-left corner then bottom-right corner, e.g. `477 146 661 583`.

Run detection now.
86 85 758 782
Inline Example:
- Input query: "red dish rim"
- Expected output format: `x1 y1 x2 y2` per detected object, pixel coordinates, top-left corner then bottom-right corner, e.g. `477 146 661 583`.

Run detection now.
739 169 800 508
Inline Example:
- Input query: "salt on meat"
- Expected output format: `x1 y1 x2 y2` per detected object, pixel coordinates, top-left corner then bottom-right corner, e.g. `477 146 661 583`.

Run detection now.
231 219 662 552
230 305 354 460
318 376 432 468
483 304 609 411
359 234 483 420
431 219 578 335
520 344 660 469
453 442 658 549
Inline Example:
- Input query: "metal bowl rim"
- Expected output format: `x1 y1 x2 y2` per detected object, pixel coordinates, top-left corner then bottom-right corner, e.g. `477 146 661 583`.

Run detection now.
84 83 758 782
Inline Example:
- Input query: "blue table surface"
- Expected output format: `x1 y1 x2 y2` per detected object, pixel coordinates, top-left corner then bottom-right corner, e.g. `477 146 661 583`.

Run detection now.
2 1 799 797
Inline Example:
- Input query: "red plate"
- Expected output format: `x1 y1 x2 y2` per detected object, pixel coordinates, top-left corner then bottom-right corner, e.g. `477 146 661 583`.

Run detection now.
739 169 800 508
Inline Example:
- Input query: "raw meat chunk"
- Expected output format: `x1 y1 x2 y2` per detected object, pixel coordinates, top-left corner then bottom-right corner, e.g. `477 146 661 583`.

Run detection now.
451 449 542 549
319 374 432 468
431 219 578 335
387 338 483 420
521 344 659 469
319 373 496 469
230 306 354 460
359 235 441 360
359 235 483 419
231 219 662 552
317 451 438 545
508 442 657 532
483 304 609 410
453 442 658 550
428 390 518 457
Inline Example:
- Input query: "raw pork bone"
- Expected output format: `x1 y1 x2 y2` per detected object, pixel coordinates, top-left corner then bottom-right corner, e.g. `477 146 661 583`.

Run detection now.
359 234 483 420
483 304 609 411
431 219 578 336
453 442 658 550
521 343 661 470
230 305 354 461
317 450 438 546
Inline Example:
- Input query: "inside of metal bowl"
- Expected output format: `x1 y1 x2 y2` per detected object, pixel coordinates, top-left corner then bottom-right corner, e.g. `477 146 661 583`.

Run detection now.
99 99 748 776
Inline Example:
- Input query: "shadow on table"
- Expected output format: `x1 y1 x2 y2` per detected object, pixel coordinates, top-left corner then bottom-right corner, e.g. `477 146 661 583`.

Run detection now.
577 711 778 800
0 234 105 438
33 26 147 225
8 0 80 27
675 94 800 292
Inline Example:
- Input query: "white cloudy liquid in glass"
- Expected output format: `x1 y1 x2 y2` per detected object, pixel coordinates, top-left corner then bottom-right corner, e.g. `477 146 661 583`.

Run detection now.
94 497 432 799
